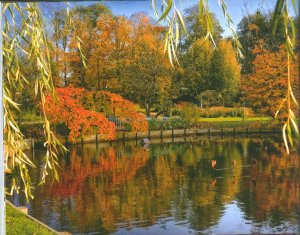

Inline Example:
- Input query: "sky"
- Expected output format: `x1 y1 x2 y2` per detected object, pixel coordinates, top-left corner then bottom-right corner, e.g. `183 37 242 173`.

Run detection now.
39 0 283 37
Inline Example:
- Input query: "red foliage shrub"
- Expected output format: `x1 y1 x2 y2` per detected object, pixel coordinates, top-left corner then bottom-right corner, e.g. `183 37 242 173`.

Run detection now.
45 87 115 142
45 87 148 142
97 91 148 133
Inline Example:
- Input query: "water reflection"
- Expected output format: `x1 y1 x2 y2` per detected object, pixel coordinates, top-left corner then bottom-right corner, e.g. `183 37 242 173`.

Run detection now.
8 136 300 234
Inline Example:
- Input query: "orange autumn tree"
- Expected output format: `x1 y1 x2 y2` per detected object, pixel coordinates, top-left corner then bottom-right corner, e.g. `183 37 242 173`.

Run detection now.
242 42 298 116
84 90 148 133
45 87 115 142
67 14 132 89
45 87 148 142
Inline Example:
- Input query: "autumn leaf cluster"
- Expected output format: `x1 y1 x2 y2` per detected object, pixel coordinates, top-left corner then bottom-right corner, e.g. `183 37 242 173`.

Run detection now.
45 87 147 142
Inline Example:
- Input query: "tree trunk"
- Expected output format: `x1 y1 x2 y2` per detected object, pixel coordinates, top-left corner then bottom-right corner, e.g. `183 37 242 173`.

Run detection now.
145 104 151 118
63 38 67 86
97 57 100 90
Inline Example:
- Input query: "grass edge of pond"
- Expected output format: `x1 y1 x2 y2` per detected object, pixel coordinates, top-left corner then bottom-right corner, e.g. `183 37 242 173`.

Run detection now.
6 202 58 235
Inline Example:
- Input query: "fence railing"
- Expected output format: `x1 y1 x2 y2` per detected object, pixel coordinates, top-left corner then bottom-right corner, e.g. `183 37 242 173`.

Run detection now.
107 116 125 130
57 127 282 145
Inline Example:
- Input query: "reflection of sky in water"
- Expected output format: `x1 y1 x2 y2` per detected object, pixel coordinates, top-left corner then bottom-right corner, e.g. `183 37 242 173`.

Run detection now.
113 201 298 235
208 201 252 234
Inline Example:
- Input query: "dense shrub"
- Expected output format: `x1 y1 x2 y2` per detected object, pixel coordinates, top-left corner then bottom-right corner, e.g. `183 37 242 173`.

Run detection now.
45 87 148 142
175 102 255 119
198 106 255 118
148 118 191 130
178 103 201 123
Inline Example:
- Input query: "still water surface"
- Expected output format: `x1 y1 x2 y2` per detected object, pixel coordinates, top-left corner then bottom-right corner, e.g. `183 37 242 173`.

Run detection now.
9 136 300 234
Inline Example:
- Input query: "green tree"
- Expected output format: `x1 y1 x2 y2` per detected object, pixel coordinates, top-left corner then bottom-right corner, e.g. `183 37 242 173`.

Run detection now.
237 11 286 75
73 3 112 26
180 38 214 103
210 39 241 105
183 4 224 49
179 38 240 106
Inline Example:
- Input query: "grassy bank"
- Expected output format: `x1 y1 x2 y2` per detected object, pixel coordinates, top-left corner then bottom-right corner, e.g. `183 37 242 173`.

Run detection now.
198 116 271 122
6 202 57 235
195 116 278 129
148 116 277 130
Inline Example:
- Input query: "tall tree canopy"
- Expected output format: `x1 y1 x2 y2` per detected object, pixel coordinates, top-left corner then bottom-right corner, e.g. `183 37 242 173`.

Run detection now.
183 4 224 48
179 38 240 106
237 11 286 75
242 42 298 116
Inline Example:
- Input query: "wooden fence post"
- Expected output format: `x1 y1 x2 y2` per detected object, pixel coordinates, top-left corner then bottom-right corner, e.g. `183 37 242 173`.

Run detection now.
30 138 34 149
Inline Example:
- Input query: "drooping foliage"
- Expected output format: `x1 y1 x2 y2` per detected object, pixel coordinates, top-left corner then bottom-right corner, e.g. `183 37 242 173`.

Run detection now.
45 87 148 142
45 87 116 142
93 91 149 133
183 4 224 48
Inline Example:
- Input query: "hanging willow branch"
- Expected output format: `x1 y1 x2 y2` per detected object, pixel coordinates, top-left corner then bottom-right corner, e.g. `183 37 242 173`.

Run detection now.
3 2 85 200
151 0 186 66
151 0 244 65
3 2 61 199
152 0 298 153
272 0 298 154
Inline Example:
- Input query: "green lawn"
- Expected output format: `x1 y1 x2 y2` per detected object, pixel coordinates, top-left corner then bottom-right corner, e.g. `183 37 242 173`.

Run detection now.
193 116 278 129
6 203 57 235
198 116 272 122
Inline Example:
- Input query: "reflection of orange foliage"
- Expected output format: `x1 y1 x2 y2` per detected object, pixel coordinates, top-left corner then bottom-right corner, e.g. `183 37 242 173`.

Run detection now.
47 146 149 197
244 153 299 222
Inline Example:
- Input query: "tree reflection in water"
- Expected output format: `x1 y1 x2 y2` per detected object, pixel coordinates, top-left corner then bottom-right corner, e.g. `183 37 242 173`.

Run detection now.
7 136 299 234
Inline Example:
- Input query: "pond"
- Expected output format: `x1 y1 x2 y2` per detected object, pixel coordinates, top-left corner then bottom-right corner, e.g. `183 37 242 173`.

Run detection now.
8 135 300 234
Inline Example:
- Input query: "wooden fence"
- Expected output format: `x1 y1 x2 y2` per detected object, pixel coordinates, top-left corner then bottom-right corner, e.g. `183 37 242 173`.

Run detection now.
59 127 282 145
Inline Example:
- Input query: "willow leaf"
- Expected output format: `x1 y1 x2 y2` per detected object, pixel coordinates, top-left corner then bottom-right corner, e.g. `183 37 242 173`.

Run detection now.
272 0 284 35
158 0 173 22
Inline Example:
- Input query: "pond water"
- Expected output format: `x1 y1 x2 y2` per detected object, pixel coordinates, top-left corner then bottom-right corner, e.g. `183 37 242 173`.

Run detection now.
8 135 300 234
